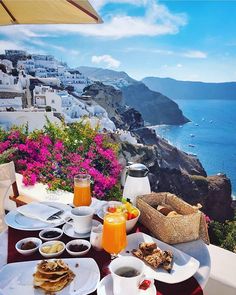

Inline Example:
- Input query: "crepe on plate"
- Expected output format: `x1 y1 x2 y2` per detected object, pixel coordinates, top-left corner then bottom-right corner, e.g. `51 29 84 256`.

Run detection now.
33 259 75 292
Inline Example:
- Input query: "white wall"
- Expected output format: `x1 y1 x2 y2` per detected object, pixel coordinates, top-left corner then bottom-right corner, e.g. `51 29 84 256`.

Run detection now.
0 111 61 131
0 97 22 110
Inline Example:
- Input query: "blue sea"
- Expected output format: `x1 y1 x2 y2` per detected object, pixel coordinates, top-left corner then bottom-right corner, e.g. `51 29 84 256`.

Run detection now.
153 99 236 197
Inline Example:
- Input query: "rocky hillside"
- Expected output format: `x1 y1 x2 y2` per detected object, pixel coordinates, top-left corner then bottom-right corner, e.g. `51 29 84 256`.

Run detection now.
142 76 236 100
83 82 144 131
117 128 234 222
79 66 189 125
122 83 189 125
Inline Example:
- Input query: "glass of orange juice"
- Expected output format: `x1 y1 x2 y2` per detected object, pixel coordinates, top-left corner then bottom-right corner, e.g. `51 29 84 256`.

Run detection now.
73 174 91 207
102 212 127 258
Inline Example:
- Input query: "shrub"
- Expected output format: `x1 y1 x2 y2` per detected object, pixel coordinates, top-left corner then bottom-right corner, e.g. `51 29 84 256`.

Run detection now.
190 175 209 186
0 120 122 199
209 213 236 253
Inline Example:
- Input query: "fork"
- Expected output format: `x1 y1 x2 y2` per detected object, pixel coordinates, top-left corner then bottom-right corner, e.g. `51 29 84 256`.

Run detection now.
47 210 64 220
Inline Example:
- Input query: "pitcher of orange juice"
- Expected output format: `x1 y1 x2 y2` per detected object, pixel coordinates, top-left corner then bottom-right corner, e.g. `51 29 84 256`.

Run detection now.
102 212 127 257
73 174 91 207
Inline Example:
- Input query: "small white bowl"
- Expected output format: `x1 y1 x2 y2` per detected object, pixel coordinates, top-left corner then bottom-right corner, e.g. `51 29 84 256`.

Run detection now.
126 209 140 233
102 201 122 214
39 227 63 241
15 237 42 256
102 202 140 233
66 239 91 257
39 240 65 258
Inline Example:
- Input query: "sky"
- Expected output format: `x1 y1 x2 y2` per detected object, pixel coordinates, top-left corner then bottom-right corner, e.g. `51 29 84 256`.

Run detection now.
0 0 236 82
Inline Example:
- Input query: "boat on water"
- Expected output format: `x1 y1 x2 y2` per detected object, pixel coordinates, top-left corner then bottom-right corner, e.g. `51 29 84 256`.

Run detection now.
188 144 195 147
190 134 195 137
195 123 199 126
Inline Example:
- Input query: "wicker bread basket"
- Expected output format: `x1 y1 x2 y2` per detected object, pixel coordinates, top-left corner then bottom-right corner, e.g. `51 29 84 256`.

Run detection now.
136 192 209 244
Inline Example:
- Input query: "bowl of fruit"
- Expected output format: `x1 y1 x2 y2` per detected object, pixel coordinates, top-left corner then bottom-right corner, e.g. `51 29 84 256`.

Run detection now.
99 200 140 233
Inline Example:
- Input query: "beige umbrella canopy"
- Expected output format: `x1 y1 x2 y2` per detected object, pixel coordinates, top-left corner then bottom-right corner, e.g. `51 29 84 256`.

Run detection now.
0 0 102 25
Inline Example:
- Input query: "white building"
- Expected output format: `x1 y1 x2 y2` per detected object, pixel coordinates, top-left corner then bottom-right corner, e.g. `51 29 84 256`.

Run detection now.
59 70 90 93
0 97 22 110
17 59 35 72
0 110 61 132
32 54 59 70
37 77 61 87
33 85 62 112
5 50 27 56
0 59 13 72
0 70 18 91
58 90 115 131
35 68 47 78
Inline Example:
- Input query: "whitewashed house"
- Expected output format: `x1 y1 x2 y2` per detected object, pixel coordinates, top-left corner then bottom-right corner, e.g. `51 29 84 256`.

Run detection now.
0 70 19 91
0 59 13 73
32 54 59 70
17 59 35 72
59 70 90 93
35 68 47 78
33 85 62 112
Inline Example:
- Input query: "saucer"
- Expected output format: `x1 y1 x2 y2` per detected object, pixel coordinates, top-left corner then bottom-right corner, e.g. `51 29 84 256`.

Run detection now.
97 274 156 295
63 220 101 239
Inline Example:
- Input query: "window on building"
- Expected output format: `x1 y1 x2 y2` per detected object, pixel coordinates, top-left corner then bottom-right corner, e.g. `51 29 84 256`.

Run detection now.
51 99 55 104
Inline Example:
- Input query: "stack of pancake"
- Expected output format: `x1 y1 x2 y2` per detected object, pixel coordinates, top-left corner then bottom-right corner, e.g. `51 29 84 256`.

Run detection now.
33 259 75 292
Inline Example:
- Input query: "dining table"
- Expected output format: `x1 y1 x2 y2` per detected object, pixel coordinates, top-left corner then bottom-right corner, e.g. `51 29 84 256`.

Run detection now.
0 198 211 295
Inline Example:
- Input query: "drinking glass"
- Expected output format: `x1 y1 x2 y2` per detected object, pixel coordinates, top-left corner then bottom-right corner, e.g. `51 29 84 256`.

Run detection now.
102 212 127 258
73 174 91 207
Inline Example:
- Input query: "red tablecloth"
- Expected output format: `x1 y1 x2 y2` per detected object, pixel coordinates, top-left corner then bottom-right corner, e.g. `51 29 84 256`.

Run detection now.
7 225 203 295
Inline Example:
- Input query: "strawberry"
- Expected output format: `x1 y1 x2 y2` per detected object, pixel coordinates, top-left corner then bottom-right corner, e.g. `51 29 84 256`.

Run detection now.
127 212 132 220
139 279 151 290
108 207 116 213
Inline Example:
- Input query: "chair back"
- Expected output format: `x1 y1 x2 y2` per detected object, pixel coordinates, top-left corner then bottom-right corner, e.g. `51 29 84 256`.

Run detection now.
0 161 17 231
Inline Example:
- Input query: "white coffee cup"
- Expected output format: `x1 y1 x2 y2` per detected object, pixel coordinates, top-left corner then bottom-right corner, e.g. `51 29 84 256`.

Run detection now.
109 256 153 295
65 206 94 234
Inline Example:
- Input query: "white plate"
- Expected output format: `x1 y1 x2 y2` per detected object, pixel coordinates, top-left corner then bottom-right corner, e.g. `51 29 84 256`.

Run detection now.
4 202 71 231
97 274 156 295
63 220 102 239
0 258 100 295
120 232 200 284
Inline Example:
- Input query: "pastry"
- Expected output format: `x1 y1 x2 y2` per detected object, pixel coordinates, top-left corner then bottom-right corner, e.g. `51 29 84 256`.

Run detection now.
132 242 173 273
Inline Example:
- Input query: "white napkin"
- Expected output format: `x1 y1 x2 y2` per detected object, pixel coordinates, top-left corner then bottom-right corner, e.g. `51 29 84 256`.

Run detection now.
90 198 107 214
17 202 61 222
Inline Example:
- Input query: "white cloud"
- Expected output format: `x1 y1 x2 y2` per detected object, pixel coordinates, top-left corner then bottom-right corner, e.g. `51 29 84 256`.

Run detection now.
91 55 120 68
0 1 187 39
0 40 23 53
182 50 207 59
176 63 183 68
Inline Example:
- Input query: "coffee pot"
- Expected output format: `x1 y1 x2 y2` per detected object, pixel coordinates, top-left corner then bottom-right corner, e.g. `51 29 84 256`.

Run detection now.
122 163 151 206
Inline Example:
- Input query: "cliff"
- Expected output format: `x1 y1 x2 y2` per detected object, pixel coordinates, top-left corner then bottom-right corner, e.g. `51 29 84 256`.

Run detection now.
142 76 236 100
121 83 189 125
118 128 233 222
83 82 144 130
79 66 189 126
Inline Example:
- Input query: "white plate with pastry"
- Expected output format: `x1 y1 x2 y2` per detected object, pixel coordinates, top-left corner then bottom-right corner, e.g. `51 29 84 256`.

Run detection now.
120 232 200 284
0 258 100 295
